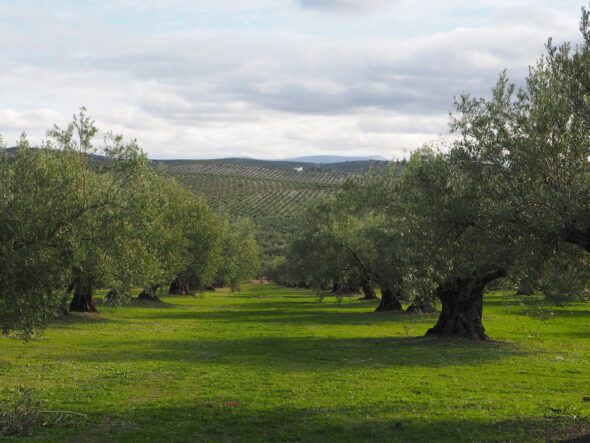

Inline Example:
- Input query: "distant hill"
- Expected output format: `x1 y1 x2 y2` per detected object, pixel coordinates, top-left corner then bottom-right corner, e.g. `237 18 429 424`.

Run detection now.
157 158 348 222
282 155 388 163
162 157 390 174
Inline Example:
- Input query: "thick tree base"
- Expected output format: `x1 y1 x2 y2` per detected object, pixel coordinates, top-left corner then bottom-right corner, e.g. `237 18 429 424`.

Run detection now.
138 286 161 302
375 288 403 312
425 271 506 341
69 298 97 313
425 293 489 341
425 322 490 341
68 272 97 313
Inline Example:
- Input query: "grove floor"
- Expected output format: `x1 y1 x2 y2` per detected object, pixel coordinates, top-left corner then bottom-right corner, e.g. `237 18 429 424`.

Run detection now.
1 284 590 442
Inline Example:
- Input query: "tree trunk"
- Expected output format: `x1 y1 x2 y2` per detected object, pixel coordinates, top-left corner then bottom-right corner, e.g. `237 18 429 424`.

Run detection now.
138 285 161 302
375 287 403 312
169 278 189 295
426 270 506 341
69 272 96 313
361 279 377 300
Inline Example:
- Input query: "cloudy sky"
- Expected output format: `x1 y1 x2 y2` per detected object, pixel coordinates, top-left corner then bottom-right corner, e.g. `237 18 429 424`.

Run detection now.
0 1 584 159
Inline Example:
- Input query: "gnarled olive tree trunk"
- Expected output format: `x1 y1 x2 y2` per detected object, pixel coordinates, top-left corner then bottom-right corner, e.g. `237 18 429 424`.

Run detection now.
375 287 403 312
138 284 161 302
69 272 96 313
426 270 506 341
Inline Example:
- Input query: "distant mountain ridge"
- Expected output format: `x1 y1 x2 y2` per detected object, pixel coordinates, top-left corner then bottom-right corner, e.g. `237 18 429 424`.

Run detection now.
281 155 388 164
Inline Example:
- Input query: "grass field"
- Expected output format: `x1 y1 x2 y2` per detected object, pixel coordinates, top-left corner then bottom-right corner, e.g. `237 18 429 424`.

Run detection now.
1 284 590 442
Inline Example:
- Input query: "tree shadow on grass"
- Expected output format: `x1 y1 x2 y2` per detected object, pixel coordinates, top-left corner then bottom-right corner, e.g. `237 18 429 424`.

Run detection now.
69 335 522 369
61 402 590 443
220 297 381 308
134 304 436 328
51 312 120 326
101 299 179 309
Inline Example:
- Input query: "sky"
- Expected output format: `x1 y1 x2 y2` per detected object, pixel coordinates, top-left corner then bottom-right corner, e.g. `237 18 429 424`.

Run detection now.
0 1 584 159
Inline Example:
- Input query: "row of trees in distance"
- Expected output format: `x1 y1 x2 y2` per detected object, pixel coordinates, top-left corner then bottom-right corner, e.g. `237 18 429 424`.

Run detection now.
0 111 260 338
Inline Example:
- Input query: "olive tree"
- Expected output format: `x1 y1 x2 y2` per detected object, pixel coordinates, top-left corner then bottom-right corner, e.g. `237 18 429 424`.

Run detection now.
0 136 87 335
286 171 418 311
168 214 260 295
167 208 225 295
398 147 521 339
135 176 218 301
42 110 185 313
286 196 366 295
406 6 590 339
0 121 157 330
338 170 435 312
0 110 220 336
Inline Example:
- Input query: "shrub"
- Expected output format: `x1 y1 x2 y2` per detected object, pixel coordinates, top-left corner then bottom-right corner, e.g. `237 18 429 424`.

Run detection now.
0 387 42 437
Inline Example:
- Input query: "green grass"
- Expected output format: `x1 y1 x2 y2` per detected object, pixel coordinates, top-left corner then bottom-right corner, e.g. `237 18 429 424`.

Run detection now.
1 284 590 442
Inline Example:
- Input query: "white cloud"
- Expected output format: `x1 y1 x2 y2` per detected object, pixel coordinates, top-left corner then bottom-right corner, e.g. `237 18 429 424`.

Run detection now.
298 0 396 13
0 0 584 158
